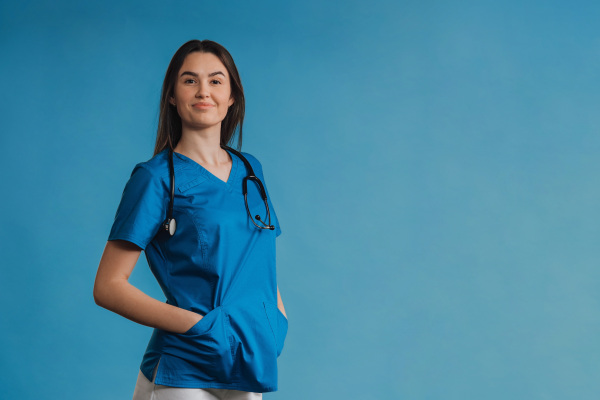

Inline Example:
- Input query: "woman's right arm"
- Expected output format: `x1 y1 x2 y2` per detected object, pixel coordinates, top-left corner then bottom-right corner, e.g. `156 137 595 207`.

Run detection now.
93 239 202 334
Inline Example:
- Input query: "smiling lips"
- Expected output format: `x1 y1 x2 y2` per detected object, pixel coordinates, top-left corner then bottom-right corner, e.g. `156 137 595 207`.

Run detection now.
193 102 215 109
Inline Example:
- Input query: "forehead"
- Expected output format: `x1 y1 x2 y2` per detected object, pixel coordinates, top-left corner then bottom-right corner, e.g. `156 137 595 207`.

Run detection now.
178 52 229 76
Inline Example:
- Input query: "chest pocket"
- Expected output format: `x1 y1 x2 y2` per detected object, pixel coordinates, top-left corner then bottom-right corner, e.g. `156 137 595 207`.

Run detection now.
177 176 208 193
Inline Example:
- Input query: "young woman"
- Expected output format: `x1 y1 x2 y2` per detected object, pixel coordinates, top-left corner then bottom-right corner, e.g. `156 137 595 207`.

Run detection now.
94 39 288 400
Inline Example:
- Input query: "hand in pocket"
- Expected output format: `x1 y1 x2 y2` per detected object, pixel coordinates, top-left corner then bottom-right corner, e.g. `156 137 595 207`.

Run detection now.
183 313 205 335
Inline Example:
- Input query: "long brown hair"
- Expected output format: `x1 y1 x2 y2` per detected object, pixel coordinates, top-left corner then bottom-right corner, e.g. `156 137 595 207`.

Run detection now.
153 40 245 156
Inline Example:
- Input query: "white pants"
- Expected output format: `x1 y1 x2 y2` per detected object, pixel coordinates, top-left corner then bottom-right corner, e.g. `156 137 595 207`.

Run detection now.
132 370 263 400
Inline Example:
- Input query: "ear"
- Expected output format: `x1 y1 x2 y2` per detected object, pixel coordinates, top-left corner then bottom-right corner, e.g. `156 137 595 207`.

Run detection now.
228 96 235 107
169 96 176 106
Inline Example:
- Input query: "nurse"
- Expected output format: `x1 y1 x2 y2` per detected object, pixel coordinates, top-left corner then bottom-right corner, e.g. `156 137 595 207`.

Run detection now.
93 39 288 400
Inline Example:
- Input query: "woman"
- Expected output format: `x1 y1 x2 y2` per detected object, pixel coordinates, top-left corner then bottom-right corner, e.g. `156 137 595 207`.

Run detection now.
94 39 288 400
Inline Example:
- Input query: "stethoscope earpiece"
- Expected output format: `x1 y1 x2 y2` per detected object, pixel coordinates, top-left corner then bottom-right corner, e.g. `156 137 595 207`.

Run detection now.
254 214 275 230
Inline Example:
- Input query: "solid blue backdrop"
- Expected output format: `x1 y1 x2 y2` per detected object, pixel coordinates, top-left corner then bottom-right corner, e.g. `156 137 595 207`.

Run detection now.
1 1 600 399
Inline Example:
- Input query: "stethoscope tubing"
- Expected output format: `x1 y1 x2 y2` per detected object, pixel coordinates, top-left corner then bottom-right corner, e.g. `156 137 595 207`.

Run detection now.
163 144 274 236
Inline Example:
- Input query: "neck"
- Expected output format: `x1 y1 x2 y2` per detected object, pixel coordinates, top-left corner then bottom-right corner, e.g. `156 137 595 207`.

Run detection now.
174 125 228 166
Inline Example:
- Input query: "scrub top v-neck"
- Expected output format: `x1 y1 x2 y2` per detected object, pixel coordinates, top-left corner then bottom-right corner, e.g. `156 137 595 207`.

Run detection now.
107 148 287 393
173 149 238 190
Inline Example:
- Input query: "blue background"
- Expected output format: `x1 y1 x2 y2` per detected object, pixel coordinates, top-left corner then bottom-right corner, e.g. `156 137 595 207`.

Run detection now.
1 1 600 399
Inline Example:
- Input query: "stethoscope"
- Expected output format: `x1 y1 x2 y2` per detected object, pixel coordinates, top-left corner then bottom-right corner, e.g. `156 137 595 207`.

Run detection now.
162 144 274 237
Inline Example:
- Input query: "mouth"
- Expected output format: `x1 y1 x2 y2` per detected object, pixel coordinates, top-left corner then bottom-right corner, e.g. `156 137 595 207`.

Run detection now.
193 102 215 109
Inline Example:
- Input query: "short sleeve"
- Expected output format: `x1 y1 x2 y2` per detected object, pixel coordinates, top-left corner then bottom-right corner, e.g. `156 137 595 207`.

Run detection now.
108 164 167 250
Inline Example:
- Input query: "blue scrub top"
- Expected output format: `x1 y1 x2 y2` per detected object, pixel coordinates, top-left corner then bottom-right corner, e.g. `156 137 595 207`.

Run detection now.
108 148 288 392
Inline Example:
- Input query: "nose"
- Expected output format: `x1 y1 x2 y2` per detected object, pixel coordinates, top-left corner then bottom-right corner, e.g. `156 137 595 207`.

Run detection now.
195 80 209 98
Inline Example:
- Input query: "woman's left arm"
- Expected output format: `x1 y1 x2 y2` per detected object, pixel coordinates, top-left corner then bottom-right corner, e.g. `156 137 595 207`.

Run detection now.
277 286 287 319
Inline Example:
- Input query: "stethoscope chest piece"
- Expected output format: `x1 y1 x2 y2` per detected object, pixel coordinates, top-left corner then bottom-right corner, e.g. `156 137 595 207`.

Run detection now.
164 218 177 236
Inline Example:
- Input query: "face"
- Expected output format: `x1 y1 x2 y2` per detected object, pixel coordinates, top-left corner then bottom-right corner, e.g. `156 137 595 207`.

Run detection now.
170 52 235 133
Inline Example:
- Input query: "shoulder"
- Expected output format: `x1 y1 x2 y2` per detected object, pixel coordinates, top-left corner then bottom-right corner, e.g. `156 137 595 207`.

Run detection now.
239 151 263 174
133 150 170 178
239 151 261 165
126 150 170 187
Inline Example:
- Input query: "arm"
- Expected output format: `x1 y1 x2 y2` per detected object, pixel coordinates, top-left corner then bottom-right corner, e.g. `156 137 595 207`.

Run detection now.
277 285 287 319
93 240 202 334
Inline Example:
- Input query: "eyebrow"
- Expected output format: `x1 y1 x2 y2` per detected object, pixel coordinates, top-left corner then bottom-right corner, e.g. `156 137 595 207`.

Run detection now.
179 71 226 78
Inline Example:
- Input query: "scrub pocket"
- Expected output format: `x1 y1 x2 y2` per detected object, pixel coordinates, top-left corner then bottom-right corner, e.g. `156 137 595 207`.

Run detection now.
162 306 234 383
262 302 288 357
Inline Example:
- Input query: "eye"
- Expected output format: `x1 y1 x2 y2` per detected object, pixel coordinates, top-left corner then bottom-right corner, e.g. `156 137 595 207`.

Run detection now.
211 79 222 85
184 78 197 84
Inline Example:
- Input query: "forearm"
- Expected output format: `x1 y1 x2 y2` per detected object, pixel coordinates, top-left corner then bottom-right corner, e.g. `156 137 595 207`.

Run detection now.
94 240 202 334
94 278 201 334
